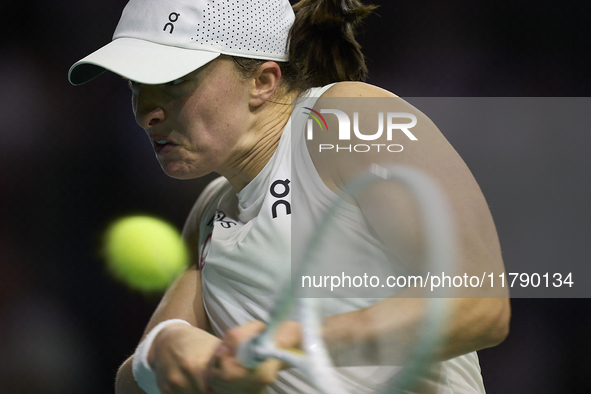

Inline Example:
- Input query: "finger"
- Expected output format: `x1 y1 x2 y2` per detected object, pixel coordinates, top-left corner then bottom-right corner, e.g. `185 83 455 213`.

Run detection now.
208 351 248 381
212 344 228 369
206 343 231 378
156 371 202 394
255 358 284 385
274 321 302 350
208 350 283 385
154 358 208 394
222 321 267 352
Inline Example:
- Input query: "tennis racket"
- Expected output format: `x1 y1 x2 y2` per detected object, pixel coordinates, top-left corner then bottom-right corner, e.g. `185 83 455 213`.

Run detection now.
236 164 457 393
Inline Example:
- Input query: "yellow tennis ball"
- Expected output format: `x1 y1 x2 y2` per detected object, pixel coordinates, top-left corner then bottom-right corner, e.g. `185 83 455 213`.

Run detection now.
103 215 189 292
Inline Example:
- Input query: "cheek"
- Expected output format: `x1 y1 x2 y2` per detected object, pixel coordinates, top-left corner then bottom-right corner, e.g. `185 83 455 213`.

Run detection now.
178 72 249 148
184 101 244 142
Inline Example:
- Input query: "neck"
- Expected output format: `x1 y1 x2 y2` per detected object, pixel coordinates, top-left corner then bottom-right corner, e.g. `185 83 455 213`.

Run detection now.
220 95 294 192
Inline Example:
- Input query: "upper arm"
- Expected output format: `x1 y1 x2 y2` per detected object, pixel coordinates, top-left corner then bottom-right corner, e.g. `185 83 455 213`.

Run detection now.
309 82 506 279
141 265 209 340
308 82 509 338
141 177 228 339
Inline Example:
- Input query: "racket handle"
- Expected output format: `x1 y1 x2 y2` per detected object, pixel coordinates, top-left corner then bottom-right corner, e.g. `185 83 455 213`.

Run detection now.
237 333 308 369
236 335 266 369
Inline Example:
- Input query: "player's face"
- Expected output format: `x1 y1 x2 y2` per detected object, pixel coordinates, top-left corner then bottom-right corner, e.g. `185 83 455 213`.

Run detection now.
130 57 253 179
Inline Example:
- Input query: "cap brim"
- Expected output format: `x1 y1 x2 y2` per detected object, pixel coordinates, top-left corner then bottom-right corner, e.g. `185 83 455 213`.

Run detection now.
68 38 221 86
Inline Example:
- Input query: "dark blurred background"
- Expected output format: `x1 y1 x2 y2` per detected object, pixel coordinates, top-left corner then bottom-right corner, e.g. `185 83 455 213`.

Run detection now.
1 0 589 392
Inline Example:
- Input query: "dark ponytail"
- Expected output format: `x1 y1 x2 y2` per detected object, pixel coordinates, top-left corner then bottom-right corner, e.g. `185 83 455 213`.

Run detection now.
283 0 378 92
232 0 377 94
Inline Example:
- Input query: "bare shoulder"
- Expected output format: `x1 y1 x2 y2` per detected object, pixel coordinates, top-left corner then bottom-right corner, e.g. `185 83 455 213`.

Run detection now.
322 81 397 98
319 81 423 124
307 81 439 190
305 82 507 302
306 81 505 271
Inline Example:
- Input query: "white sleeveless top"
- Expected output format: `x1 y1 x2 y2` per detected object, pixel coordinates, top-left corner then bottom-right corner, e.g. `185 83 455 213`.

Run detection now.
196 85 486 393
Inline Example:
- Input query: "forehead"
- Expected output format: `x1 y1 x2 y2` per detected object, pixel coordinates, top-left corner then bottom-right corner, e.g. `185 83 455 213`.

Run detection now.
171 57 246 102
189 56 242 82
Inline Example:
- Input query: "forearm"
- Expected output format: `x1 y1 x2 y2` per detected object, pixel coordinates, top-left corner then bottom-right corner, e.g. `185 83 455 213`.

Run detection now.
116 356 146 394
323 296 510 366
438 297 510 358
116 322 221 394
114 265 214 393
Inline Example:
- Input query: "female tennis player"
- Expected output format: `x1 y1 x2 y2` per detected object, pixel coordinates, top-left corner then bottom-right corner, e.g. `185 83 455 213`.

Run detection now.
70 0 510 393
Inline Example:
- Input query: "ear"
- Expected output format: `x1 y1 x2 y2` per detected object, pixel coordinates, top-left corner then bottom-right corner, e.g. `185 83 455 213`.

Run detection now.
249 62 282 107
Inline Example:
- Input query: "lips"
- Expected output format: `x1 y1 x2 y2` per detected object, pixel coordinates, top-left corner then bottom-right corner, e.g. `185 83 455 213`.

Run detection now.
151 138 178 155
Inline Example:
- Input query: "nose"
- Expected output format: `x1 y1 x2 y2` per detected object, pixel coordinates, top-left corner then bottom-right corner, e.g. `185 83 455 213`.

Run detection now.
132 84 166 129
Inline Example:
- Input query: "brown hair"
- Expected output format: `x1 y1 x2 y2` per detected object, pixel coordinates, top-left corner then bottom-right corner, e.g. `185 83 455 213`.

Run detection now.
233 0 377 94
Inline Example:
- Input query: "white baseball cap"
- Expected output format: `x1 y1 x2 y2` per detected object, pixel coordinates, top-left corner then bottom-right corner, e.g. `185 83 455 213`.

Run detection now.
69 0 295 85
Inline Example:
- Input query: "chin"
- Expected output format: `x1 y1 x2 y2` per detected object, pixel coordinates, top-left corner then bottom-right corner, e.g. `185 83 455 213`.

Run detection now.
159 160 210 180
